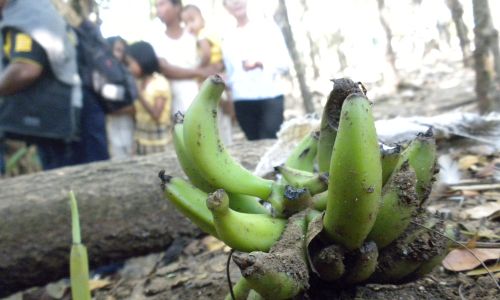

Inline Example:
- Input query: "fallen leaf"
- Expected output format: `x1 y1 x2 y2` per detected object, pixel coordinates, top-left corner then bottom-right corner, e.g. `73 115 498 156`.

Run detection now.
459 201 500 219
201 235 225 252
89 279 111 291
460 228 500 240
458 155 480 170
442 248 500 271
465 263 500 276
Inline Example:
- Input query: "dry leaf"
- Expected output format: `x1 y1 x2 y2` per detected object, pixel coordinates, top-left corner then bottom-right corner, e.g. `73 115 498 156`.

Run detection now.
89 279 112 291
459 201 500 219
442 248 500 271
465 263 500 276
458 155 480 170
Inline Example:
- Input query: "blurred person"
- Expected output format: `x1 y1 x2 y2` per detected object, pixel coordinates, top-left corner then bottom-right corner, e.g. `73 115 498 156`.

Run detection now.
222 0 290 140
181 4 233 145
150 0 202 116
105 36 135 160
126 41 172 155
0 0 81 170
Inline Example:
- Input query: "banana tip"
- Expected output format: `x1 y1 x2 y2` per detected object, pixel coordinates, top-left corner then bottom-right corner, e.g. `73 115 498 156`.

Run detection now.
206 189 229 211
210 74 225 85
158 170 172 185
173 112 184 124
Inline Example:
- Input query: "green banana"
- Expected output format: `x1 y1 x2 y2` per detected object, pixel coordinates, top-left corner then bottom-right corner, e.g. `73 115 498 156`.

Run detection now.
206 189 286 252
394 129 437 204
173 113 269 215
342 241 379 284
317 78 363 172
69 191 91 300
371 216 442 283
172 114 215 192
323 93 382 250
381 143 403 186
225 277 252 300
246 290 265 300
311 190 328 211
232 212 309 299
159 172 217 237
282 185 313 216
276 165 329 195
284 131 319 172
183 75 274 200
367 161 419 249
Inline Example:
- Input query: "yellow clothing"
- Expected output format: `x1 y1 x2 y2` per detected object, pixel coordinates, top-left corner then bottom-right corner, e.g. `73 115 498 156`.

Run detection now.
198 28 222 65
134 73 172 154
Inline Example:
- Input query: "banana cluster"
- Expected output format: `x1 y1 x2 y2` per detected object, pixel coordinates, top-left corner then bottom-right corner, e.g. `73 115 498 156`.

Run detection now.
159 76 448 299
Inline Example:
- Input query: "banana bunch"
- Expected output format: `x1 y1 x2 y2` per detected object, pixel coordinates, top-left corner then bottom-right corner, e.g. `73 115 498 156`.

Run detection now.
159 76 447 299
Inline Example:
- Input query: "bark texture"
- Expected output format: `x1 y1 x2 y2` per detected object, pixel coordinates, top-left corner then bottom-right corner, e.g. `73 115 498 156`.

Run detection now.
0 140 274 297
446 0 472 67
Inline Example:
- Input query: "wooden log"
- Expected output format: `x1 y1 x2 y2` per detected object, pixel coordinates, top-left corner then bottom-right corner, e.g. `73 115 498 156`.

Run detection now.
0 140 274 297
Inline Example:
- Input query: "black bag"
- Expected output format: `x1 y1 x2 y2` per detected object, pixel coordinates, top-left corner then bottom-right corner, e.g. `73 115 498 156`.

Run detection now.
73 20 138 113
0 75 81 142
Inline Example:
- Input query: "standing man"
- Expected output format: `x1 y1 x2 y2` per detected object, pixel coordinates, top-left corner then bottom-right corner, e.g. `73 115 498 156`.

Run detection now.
222 0 290 140
0 0 82 170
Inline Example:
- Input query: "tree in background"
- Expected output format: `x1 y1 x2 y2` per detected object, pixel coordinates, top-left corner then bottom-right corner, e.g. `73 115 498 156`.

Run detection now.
472 0 500 113
446 0 472 67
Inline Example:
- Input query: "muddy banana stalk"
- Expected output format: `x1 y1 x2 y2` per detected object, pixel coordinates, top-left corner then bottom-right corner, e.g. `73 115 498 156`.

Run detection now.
284 131 319 172
69 191 91 300
323 93 382 250
317 79 363 172
225 277 252 300
232 211 309 299
276 165 329 195
342 241 379 284
367 162 419 249
207 189 286 252
183 75 276 200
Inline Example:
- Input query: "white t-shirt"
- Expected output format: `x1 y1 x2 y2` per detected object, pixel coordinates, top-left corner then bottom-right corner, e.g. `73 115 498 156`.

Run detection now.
222 18 290 101
148 25 199 115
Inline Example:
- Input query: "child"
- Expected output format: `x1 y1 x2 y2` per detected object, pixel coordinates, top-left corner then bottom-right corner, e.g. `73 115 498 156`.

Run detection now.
126 41 172 155
181 4 223 70
181 4 233 145
105 36 135 160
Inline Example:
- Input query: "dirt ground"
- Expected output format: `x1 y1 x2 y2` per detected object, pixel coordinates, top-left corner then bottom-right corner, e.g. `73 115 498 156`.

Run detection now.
5 60 500 300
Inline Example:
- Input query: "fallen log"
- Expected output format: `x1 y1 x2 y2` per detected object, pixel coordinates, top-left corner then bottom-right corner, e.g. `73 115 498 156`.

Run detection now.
0 139 274 297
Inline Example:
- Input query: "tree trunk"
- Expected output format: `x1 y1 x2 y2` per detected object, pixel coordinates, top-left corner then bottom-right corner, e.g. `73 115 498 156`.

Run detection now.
0 140 274 297
275 0 316 114
446 0 472 67
472 0 500 113
376 0 400 87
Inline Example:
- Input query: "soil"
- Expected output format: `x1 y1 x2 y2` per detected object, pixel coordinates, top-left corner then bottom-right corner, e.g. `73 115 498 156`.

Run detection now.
4 60 500 300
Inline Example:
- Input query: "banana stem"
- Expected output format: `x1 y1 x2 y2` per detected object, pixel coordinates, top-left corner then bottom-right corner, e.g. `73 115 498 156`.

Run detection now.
69 190 81 244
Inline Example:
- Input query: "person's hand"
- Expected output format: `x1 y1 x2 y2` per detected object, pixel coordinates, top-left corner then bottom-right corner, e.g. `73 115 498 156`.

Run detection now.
242 60 263 71
196 64 222 79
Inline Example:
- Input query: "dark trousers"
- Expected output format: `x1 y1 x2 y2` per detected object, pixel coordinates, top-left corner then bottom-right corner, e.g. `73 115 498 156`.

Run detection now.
70 88 109 164
234 95 284 141
37 139 74 170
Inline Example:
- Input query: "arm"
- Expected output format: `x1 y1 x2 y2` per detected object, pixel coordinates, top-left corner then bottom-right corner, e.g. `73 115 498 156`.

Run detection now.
198 39 212 68
138 94 166 123
0 61 43 96
159 58 217 80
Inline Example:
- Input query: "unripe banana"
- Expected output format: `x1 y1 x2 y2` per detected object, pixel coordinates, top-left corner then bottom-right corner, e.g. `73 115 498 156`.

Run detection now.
69 191 91 300
394 129 437 204
159 172 217 237
380 143 402 186
276 165 329 195
317 78 363 172
246 290 264 300
311 190 328 211
225 277 251 300
207 189 286 252
310 244 345 282
232 212 309 299
172 118 269 215
367 161 419 249
371 216 443 283
323 93 382 250
172 115 215 192
183 75 274 200
342 241 378 284
284 131 319 172
282 185 313 216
